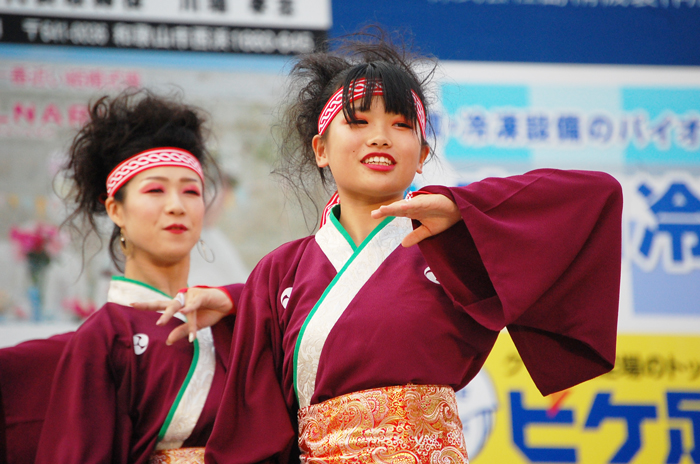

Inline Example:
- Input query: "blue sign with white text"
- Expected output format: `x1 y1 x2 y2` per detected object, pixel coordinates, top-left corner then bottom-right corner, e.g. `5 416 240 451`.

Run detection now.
437 83 700 170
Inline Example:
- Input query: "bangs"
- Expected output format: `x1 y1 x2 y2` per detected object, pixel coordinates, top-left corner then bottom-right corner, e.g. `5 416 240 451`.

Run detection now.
340 62 424 130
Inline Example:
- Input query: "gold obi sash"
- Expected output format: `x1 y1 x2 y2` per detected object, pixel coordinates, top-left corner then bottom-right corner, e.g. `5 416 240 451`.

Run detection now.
297 385 469 464
149 447 204 464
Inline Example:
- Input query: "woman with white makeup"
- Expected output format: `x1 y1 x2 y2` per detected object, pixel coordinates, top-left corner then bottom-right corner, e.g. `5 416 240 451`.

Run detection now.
34 90 242 464
149 31 623 464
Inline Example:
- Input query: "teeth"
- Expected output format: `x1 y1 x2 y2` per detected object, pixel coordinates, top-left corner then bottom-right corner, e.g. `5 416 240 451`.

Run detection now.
363 156 393 166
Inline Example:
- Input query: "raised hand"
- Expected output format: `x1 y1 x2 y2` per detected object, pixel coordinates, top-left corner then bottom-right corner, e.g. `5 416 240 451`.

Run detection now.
131 287 233 345
371 193 461 247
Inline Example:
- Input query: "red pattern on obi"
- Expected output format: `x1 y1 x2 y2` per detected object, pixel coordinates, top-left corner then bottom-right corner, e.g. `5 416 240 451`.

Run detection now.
149 447 204 464
297 385 469 464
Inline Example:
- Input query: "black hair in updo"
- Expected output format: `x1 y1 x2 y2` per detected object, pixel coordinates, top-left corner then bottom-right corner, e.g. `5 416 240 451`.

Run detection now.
61 88 217 270
275 27 436 215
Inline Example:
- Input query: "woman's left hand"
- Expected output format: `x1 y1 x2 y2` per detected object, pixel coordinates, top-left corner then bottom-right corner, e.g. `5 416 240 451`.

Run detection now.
371 193 461 247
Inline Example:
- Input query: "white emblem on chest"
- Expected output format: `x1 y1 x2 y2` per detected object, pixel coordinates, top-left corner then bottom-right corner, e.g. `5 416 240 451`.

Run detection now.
424 267 440 285
133 334 149 355
281 287 293 308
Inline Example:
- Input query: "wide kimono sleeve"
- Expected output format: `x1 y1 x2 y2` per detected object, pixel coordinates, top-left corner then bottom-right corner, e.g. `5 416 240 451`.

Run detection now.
0 332 72 464
417 168 623 396
220 283 244 310
210 283 244 370
34 310 131 464
205 253 298 464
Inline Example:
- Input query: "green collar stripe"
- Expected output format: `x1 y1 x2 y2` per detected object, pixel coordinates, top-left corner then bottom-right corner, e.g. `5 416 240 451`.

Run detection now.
157 338 200 442
329 205 357 251
111 276 172 299
293 214 394 400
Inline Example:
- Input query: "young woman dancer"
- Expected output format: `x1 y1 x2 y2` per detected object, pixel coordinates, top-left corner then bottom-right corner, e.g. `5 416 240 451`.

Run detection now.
34 90 242 464
151 33 623 463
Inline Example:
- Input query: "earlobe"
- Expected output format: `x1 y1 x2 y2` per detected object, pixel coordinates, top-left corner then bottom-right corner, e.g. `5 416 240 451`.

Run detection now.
416 145 430 174
312 134 329 168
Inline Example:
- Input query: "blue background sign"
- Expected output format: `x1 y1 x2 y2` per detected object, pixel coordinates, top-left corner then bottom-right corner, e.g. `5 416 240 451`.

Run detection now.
435 82 700 169
331 0 700 65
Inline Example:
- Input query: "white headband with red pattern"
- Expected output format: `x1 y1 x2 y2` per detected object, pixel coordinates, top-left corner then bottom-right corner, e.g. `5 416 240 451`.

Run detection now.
317 78 427 139
106 147 204 198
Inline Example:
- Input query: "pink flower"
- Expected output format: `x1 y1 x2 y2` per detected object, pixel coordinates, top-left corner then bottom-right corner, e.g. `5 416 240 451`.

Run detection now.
9 222 66 286
9 222 65 258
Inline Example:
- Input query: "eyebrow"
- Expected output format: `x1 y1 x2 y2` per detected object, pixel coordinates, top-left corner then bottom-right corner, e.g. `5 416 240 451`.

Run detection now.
141 176 201 183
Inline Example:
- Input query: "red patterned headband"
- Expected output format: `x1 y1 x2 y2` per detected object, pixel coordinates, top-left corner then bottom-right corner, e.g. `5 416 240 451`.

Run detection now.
106 147 204 198
317 78 427 140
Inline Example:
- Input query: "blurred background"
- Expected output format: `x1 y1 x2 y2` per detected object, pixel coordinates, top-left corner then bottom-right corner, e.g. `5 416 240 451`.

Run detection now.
1 1 698 462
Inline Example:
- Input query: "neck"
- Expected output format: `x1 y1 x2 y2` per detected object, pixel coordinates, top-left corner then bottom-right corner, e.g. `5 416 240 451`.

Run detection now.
123 254 190 298
337 193 402 246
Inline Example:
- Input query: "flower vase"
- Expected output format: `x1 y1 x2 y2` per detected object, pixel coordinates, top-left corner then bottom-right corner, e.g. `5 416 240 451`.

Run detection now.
27 251 50 322
27 284 44 322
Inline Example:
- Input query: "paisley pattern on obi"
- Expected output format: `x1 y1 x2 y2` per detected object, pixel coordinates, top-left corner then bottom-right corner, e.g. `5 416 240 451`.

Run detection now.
298 384 469 464
149 447 204 464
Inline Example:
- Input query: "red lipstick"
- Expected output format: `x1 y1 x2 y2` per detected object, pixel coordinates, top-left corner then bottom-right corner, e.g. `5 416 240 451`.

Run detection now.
361 153 396 172
165 224 188 234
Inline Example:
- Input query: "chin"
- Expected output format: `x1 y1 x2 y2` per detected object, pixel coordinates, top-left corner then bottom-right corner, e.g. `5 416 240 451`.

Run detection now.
149 249 192 267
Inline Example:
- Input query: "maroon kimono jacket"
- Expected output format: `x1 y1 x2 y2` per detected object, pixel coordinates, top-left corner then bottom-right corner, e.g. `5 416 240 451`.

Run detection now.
34 283 243 464
205 169 623 464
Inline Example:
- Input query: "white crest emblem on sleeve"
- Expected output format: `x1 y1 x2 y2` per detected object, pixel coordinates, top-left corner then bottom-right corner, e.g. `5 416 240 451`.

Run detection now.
281 287 293 308
133 334 149 355
424 267 440 285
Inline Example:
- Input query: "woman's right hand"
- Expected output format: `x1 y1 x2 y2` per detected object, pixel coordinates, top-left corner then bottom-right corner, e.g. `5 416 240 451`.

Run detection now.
371 193 462 247
131 287 233 345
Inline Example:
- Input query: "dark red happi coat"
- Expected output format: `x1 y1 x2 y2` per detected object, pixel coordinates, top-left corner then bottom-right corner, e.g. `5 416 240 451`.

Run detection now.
33 284 242 464
204 169 623 464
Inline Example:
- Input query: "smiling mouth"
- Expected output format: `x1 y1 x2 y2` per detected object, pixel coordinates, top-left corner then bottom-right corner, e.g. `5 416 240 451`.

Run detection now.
362 155 396 166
